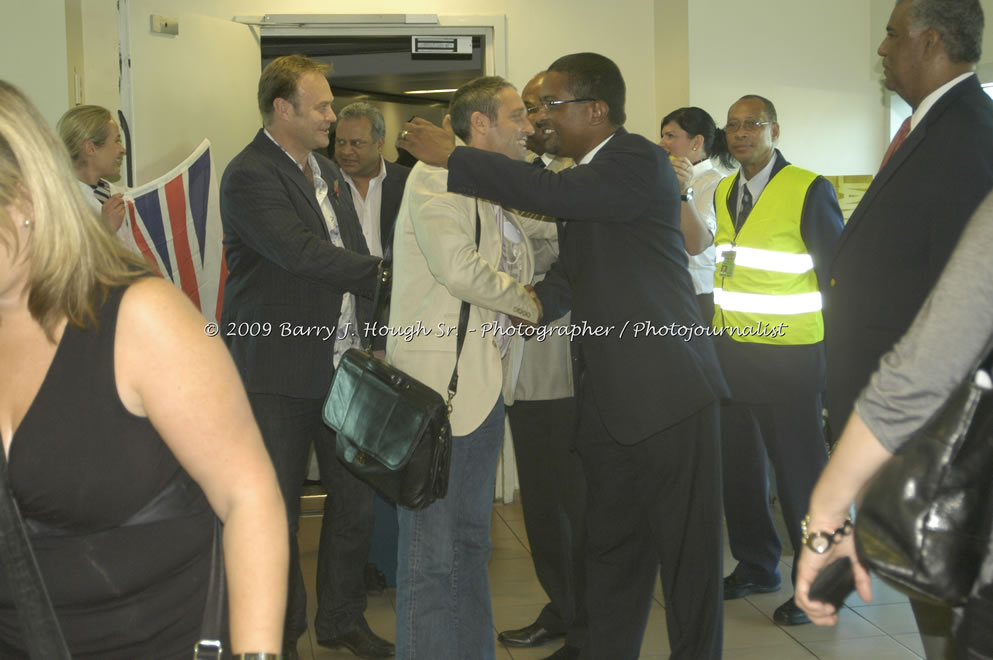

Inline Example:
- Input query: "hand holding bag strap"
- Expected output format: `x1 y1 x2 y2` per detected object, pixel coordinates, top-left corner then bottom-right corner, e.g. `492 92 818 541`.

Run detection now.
0 450 71 659
445 204 482 407
194 517 226 659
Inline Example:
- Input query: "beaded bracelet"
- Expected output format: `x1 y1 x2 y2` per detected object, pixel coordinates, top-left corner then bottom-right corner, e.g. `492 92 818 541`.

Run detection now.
801 515 853 554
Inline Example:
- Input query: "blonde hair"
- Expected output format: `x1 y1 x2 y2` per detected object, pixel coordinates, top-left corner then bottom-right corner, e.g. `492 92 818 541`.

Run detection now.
0 81 150 338
258 55 331 125
57 105 113 163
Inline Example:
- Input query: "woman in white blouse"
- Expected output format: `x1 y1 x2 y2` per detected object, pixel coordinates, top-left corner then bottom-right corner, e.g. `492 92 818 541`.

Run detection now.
658 107 734 322
57 105 135 249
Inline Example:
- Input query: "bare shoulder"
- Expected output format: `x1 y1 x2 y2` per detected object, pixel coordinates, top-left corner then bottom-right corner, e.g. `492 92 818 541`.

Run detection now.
116 276 215 370
119 276 204 332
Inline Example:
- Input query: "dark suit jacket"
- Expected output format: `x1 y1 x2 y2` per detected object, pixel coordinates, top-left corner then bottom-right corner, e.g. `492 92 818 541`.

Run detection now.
379 160 411 260
220 129 381 399
447 127 728 443
826 75 993 424
715 151 844 403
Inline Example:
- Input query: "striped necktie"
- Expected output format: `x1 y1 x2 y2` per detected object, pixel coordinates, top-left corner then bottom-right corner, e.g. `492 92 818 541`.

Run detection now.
736 184 753 232
91 180 112 204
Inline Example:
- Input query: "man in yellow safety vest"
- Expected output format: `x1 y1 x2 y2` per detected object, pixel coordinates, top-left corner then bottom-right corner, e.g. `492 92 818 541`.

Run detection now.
714 94 843 627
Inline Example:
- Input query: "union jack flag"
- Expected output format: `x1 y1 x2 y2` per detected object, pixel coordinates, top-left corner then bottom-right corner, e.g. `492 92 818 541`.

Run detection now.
124 139 227 322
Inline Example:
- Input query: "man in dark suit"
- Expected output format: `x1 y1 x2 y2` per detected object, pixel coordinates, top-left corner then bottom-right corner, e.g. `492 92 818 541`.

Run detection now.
496 71 587 660
825 0 993 656
334 101 411 260
220 55 393 659
399 52 728 660
714 95 844 627
333 101 411 596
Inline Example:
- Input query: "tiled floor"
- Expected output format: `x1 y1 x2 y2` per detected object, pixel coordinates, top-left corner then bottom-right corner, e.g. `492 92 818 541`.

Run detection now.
292 497 925 659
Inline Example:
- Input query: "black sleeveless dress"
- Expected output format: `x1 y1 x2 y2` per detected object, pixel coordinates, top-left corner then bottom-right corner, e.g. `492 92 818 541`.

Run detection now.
0 285 214 658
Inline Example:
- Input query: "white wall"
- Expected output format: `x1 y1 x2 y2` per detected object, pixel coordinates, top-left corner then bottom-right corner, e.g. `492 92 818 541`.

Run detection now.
688 0 884 175
76 0 659 141
80 0 121 113
654 0 690 133
0 0 70 127
686 0 993 176
7 0 993 174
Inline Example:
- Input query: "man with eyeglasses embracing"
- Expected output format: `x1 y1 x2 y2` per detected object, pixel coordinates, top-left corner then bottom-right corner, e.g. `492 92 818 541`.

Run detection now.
714 95 843 626
397 52 729 660
495 72 587 660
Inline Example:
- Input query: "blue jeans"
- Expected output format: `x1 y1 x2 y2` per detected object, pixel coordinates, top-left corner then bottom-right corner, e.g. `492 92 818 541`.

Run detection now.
395 396 504 660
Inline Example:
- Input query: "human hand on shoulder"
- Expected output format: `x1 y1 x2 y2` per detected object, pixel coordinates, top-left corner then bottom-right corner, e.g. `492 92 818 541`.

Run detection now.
396 117 455 168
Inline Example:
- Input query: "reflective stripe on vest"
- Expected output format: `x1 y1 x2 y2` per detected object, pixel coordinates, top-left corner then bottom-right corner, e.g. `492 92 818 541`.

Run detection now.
714 244 814 274
713 289 823 315
712 165 824 345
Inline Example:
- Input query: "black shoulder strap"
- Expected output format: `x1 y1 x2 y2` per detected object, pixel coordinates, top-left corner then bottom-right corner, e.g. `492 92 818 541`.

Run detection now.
368 203 480 408
0 451 71 659
194 518 226 659
445 203 481 405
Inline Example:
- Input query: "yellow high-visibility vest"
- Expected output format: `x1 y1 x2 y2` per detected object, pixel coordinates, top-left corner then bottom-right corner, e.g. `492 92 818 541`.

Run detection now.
712 166 823 345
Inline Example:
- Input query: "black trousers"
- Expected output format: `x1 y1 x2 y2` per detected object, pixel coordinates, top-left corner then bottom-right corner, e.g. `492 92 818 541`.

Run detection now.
696 292 715 326
508 398 587 648
576 385 723 660
247 393 374 644
721 393 828 587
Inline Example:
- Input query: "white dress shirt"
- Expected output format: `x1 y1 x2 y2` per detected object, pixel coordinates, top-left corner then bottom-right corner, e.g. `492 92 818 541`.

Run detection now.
340 156 389 258
264 130 360 367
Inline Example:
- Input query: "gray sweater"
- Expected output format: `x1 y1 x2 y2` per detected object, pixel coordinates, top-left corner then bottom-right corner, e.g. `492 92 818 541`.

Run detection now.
855 189 993 451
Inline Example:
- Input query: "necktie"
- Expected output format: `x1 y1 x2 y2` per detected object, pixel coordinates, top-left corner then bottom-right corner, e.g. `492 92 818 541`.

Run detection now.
879 117 911 171
736 184 753 231
532 156 546 169
90 180 112 204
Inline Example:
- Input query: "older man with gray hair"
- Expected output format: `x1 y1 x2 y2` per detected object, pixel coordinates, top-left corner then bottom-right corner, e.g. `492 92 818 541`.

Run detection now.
334 102 410 259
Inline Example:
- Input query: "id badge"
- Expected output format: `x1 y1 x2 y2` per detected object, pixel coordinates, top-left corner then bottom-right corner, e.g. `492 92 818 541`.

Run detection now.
719 250 736 278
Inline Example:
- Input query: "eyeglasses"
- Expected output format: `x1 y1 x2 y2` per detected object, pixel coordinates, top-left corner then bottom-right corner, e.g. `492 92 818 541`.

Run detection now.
539 98 597 111
724 120 773 133
525 105 541 116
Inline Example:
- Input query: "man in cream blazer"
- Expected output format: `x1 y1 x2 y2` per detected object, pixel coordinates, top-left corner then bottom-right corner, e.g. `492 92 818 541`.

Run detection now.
386 76 543 660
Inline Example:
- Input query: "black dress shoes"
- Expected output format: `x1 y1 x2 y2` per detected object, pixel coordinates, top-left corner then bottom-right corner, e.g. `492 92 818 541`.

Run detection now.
723 573 781 600
497 621 565 648
773 597 812 626
317 619 395 658
544 645 581 659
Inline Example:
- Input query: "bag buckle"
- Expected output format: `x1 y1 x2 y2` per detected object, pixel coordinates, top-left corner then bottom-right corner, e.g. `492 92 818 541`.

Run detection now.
194 639 223 660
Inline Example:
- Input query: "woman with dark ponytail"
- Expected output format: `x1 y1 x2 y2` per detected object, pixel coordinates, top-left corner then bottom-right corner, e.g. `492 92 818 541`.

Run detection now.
659 106 733 322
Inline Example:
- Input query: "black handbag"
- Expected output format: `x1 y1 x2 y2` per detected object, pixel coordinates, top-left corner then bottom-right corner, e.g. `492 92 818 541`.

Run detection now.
855 351 993 606
322 208 481 510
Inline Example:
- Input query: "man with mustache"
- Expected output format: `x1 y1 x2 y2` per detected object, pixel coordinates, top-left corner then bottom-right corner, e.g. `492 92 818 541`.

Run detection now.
714 94 843 627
